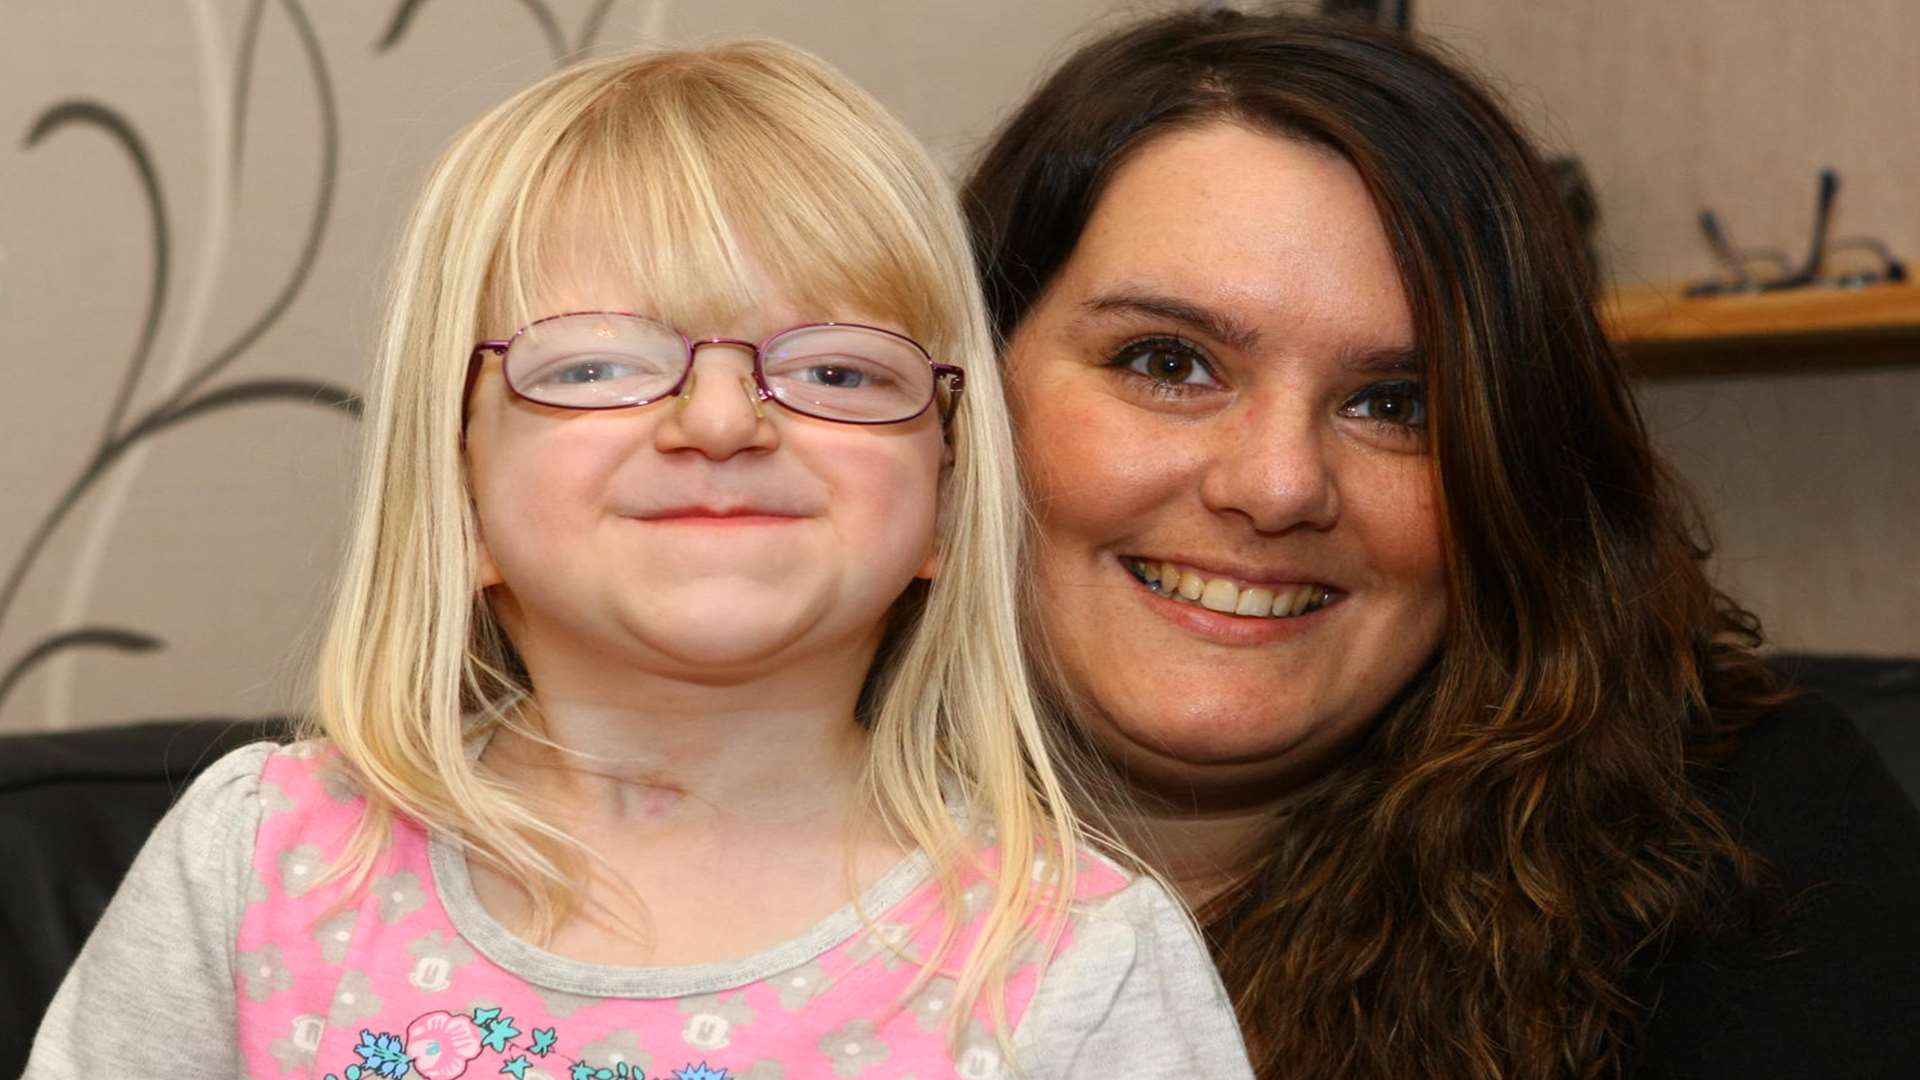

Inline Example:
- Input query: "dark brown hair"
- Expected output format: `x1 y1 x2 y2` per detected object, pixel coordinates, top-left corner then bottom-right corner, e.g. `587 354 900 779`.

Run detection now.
964 10 1785 1078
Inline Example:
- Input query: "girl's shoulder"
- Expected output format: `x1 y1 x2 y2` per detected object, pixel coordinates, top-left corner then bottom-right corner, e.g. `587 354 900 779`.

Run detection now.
1015 848 1253 1076
170 737 393 905
168 737 284 834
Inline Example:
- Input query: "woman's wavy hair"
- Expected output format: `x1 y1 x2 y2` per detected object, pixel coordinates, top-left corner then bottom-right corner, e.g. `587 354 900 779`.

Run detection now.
964 9 1786 1078
310 40 1091 1042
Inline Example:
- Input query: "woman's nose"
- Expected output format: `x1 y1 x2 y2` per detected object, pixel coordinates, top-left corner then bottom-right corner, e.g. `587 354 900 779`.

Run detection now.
1196 399 1340 534
652 341 778 458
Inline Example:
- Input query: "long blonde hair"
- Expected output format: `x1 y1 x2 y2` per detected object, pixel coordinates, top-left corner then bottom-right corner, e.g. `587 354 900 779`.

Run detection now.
310 40 1088 1040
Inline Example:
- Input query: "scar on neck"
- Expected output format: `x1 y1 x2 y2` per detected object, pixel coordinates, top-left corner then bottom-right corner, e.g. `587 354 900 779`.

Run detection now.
628 777 690 818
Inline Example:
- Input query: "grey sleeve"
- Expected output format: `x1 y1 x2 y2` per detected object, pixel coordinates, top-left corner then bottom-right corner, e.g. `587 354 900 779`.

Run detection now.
1013 876 1254 1079
21 742 274 1080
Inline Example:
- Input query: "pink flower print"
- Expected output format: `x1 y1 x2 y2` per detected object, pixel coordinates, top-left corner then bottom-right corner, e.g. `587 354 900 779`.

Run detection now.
407 1011 484 1080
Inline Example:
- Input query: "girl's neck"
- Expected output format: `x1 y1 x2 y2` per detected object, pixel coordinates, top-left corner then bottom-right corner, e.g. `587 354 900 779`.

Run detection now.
483 687 872 829
489 611 886 825
470 684 906 968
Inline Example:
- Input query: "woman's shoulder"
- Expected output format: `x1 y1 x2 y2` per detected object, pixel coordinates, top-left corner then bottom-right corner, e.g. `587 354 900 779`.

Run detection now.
1638 692 1920 1076
1692 691 1918 879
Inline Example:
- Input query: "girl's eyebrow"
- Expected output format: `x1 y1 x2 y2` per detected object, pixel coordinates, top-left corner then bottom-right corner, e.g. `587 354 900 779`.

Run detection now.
1078 289 1262 353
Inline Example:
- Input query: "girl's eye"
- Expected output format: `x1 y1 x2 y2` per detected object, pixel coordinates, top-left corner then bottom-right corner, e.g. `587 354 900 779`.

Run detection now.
1340 380 1428 435
800 365 865 388
549 356 642 385
1105 336 1222 390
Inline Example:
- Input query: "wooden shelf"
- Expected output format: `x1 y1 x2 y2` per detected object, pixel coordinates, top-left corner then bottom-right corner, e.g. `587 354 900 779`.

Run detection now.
1602 281 1920 378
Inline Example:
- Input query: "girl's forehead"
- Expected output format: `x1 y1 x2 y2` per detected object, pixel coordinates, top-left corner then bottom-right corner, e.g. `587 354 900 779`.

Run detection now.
492 195 934 344
503 256 906 342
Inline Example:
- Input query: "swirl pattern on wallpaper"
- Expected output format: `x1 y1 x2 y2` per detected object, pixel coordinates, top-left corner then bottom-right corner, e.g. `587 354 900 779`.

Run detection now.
0 0 625 724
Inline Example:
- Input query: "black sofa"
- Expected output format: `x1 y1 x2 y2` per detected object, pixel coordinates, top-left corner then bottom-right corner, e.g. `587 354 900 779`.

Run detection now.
4 655 1917 1077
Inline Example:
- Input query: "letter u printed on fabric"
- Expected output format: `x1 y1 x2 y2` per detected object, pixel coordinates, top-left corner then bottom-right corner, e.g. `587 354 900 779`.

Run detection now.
233 746 1120 1079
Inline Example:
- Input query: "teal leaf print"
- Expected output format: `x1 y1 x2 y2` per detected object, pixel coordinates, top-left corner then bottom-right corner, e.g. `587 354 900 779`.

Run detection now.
353 1030 412 1079
472 1006 503 1025
530 1028 559 1057
500 1056 532 1079
570 1063 597 1080
480 1015 522 1053
674 1065 729 1080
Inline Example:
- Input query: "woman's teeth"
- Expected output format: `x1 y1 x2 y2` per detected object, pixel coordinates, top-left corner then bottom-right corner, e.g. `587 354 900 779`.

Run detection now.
1124 557 1331 619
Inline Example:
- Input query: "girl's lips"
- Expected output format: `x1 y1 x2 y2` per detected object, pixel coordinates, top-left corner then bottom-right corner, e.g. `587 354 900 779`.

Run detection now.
630 505 811 526
639 513 804 526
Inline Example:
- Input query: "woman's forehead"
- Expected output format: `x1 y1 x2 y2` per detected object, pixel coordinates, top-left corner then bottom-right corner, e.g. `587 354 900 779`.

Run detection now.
1056 124 1412 356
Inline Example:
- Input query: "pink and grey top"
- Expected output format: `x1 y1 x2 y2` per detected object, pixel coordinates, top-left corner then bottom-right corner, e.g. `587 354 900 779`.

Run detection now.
27 742 1251 1079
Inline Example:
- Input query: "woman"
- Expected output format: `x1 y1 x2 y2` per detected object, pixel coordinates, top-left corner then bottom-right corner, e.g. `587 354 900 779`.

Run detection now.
964 9 1920 1079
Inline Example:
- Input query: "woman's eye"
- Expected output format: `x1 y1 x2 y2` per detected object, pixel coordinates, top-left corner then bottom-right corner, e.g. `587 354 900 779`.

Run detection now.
1340 380 1428 432
1106 336 1221 389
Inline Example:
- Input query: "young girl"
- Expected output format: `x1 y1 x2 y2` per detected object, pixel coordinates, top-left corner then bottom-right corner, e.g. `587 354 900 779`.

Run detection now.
24 42 1249 1080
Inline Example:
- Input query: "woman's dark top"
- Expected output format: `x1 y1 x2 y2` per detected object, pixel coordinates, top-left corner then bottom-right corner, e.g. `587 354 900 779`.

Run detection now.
1636 693 1920 1078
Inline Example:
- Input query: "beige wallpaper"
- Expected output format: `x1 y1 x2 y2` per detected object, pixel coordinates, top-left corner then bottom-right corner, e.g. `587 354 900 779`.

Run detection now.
0 0 1127 733
1419 0 1920 658
4 1 1913 734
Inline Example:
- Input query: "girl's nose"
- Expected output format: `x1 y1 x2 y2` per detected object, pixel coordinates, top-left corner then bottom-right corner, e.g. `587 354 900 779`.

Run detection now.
653 342 778 458
1197 399 1340 534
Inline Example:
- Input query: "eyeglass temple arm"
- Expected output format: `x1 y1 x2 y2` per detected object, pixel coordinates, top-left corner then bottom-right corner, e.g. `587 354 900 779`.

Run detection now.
1698 209 1748 285
1766 168 1838 292
459 343 510 445
932 364 965 427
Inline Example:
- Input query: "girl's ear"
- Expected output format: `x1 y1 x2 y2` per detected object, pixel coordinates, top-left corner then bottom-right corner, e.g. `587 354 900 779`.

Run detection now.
475 532 504 589
471 485 501 589
915 449 954 581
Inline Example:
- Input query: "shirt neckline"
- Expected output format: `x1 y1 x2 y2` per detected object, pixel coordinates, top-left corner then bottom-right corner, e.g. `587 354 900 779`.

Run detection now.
426 829 934 999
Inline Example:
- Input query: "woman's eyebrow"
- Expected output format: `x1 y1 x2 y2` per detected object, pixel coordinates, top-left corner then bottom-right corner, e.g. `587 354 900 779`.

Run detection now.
1344 346 1423 374
1079 290 1262 352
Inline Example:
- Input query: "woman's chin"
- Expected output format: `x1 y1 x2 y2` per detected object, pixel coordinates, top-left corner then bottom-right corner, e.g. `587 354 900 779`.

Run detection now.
1081 704 1364 807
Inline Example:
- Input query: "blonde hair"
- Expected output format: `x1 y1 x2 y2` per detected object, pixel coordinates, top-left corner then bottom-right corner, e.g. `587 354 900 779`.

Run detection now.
309 41 1092 1042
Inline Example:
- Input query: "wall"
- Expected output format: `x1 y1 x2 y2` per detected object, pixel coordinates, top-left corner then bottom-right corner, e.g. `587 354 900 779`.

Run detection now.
1419 0 1920 656
0 0 1129 733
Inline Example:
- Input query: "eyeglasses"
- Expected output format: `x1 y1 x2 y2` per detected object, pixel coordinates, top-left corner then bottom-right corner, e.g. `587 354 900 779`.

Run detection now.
1688 169 1909 297
467 312 964 426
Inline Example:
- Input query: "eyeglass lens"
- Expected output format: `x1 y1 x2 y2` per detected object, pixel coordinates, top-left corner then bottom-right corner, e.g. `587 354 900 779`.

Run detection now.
503 314 936 423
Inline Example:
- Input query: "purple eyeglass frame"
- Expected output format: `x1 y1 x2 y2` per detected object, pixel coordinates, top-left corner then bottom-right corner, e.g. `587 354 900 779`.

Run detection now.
464 311 965 428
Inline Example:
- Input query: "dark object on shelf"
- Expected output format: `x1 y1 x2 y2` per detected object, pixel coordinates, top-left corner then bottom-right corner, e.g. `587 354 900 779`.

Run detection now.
1320 0 1411 31
1548 155 1601 283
